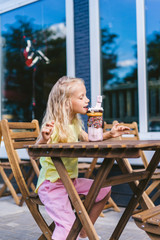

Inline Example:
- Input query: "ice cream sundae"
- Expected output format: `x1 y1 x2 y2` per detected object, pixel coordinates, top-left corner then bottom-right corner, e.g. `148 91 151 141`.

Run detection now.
87 95 103 141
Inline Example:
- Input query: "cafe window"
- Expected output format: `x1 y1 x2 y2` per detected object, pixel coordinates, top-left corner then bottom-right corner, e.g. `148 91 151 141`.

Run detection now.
0 0 66 122
99 0 138 124
145 0 160 132
90 0 160 138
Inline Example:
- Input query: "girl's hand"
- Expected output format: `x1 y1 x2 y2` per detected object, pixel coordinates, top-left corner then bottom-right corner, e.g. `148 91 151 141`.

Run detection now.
110 123 130 138
37 121 54 144
41 121 54 143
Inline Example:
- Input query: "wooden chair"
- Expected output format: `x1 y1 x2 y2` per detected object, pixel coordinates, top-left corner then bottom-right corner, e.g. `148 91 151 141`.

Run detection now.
101 120 159 212
107 121 160 239
133 205 160 239
116 121 160 204
1 119 58 239
0 119 40 206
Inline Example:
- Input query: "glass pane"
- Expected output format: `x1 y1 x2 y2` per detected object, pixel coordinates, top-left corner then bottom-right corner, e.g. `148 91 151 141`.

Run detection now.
0 0 66 122
99 0 138 124
146 0 160 132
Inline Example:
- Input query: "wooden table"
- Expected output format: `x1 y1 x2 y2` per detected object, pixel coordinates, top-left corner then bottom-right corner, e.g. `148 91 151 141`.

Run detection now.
27 140 160 240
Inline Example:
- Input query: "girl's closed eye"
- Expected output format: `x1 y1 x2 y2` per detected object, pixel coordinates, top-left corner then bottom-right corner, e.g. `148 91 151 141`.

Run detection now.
79 96 84 100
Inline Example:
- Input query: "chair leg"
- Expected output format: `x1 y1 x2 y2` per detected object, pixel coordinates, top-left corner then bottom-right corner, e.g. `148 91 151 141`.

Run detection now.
26 201 54 240
104 197 120 212
19 169 36 207
21 166 36 191
151 189 160 203
145 181 160 195
84 158 98 179
0 167 20 205
0 170 14 196
38 222 55 240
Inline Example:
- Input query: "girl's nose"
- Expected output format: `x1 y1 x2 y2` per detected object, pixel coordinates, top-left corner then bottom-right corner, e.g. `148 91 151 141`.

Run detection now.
86 97 90 103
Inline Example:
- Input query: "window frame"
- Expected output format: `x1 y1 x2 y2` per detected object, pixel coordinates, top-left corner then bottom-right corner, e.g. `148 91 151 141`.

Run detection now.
0 0 39 14
66 0 75 77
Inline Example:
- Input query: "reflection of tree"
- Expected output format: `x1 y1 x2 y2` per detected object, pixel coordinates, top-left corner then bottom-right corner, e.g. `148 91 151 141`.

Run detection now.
101 27 119 86
124 44 137 83
124 32 160 82
2 16 66 122
147 32 160 80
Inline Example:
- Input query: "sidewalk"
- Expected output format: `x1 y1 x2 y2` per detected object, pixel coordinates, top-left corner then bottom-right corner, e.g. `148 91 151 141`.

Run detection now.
0 196 150 240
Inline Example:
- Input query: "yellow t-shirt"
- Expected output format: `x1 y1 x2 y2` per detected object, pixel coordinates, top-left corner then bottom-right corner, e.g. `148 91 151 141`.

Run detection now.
35 124 80 192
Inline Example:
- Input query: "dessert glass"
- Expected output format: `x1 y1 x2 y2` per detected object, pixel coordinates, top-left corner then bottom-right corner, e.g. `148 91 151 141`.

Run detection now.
87 112 103 141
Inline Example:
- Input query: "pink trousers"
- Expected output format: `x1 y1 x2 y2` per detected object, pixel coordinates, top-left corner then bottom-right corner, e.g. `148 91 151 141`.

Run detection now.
38 178 111 240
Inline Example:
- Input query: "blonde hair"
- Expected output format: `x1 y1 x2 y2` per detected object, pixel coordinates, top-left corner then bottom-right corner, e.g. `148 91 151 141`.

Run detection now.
41 76 84 142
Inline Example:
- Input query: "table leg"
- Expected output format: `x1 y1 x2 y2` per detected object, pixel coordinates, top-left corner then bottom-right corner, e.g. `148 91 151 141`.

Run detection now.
67 158 115 239
110 149 160 240
117 158 154 209
52 157 99 240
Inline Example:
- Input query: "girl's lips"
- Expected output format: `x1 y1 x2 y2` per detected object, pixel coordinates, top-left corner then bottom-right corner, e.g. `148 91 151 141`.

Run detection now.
84 107 88 111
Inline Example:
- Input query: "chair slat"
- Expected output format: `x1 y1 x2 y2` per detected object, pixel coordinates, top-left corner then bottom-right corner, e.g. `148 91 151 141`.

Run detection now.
133 205 160 222
147 213 160 226
10 131 38 139
8 122 37 129
13 140 37 149
121 137 137 140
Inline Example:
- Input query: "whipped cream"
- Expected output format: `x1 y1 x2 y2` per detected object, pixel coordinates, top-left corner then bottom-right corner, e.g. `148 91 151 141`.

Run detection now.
87 95 103 113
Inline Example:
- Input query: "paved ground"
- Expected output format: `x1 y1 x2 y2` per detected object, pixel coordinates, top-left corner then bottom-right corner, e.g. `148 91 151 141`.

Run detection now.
0 195 150 240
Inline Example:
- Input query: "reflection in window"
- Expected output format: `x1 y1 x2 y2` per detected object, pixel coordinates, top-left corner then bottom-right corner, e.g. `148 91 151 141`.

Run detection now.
99 0 138 124
146 0 160 132
1 0 66 122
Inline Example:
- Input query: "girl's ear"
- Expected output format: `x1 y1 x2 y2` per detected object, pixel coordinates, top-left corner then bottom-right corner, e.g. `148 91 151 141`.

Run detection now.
66 98 72 110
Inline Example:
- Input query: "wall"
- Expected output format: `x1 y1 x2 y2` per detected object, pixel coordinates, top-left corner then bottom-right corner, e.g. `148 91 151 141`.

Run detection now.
74 0 90 128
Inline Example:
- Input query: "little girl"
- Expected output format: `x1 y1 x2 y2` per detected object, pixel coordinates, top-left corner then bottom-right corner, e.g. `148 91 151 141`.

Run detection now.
35 76 129 240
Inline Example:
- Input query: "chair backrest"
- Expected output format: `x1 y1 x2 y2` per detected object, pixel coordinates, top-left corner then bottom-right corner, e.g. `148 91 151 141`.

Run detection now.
1 119 40 198
104 121 148 168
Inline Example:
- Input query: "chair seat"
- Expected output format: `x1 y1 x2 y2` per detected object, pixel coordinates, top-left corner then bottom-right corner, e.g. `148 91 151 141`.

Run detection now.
133 205 160 237
78 163 100 173
29 192 43 205
0 161 31 168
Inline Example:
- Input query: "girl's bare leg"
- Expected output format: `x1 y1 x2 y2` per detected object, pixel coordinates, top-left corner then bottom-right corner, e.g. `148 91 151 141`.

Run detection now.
79 191 111 238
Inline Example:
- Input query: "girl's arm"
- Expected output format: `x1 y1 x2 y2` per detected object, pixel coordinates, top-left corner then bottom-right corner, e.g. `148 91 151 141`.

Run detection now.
103 123 130 140
36 121 54 145
79 129 89 142
79 123 130 142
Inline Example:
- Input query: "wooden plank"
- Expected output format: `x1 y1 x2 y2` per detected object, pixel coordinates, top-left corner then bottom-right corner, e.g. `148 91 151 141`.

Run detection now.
134 220 160 236
147 213 160 226
27 147 140 159
13 141 37 149
8 122 36 129
11 131 38 139
26 140 160 151
133 205 160 222
121 137 137 140
102 170 149 187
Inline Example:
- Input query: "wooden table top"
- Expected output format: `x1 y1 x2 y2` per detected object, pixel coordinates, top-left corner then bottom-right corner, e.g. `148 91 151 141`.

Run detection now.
27 139 160 149
27 140 160 159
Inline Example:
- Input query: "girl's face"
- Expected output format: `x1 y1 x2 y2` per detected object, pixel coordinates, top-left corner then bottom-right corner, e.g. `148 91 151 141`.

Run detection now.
70 83 89 116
